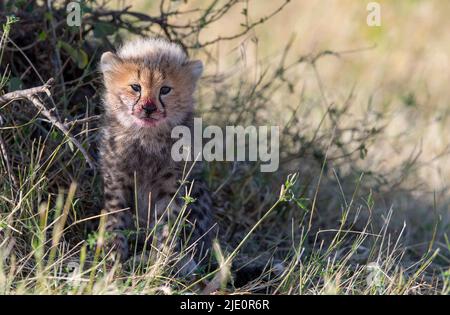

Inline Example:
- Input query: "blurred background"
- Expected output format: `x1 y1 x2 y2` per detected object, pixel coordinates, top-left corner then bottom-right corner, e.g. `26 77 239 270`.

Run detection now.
130 0 450 192
106 0 450 195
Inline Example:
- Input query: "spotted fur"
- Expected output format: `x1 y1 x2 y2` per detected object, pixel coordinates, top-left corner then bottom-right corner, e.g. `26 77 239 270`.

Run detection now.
99 37 216 272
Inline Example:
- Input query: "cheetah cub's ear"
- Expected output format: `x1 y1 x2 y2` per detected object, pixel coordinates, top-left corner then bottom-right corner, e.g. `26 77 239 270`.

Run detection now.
185 59 203 83
100 51 122 74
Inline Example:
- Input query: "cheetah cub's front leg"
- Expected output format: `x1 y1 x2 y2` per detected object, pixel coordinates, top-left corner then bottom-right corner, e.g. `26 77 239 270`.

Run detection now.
102 168 133 262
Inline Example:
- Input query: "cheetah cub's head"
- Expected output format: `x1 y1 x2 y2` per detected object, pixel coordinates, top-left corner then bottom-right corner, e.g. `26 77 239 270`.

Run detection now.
100 37 203 130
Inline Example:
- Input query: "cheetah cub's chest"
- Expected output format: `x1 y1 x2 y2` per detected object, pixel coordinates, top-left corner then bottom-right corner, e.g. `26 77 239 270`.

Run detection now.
134 170 180 228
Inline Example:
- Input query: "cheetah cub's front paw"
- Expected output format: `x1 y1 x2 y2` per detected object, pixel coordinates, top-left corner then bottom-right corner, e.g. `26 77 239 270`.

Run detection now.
104 232 129 263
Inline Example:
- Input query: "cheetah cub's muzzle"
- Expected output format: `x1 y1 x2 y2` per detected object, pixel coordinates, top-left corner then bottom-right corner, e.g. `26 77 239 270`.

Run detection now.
133 98 166 127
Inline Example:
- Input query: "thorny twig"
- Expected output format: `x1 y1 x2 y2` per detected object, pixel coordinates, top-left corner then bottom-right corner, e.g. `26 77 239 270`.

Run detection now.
0 78 54 105
63 115 101 129
0 78 96 169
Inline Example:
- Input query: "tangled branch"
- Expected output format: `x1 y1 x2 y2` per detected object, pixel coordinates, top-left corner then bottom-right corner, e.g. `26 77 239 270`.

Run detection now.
0 78 96 169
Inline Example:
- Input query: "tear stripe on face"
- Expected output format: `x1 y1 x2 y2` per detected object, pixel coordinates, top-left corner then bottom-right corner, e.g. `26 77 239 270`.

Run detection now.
130 90 142 115
159 94 166 111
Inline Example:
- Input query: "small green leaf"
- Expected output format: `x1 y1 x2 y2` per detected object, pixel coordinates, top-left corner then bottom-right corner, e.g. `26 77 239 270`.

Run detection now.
75 49 88 69
58 41 89 69
68 141 74 152
13 0 27 9
294 198 309 211
93 22 116 38
38 31 47 41
359 144 368 160
8 77 23 92
182 195 196 205
402 92 417 107
80 2 92 13
51 130 59 141
44 12 53 21
366 190 375 209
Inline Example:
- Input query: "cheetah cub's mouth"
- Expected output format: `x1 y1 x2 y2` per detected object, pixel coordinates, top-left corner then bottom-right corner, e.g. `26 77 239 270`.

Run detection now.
132 99 167 127
136 115 165 127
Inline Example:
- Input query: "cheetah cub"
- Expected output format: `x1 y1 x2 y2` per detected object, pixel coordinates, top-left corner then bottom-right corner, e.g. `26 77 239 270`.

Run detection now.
99 37 216 271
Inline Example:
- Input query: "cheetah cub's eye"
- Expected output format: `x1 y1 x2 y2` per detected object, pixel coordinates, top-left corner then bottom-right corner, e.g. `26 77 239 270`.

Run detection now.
130 84 141 92
160 86 172 96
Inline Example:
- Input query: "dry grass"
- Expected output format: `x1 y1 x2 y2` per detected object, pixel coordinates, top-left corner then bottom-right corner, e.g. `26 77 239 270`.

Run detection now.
0 0 448 295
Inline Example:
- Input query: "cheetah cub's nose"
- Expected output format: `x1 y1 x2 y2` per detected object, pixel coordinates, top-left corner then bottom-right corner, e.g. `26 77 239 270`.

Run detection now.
142 102 157 115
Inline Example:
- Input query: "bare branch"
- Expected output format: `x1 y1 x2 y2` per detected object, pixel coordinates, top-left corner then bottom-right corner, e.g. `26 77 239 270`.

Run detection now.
0 78 54 105
27 94 96 169
63 115 101 128
0 78 96 169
